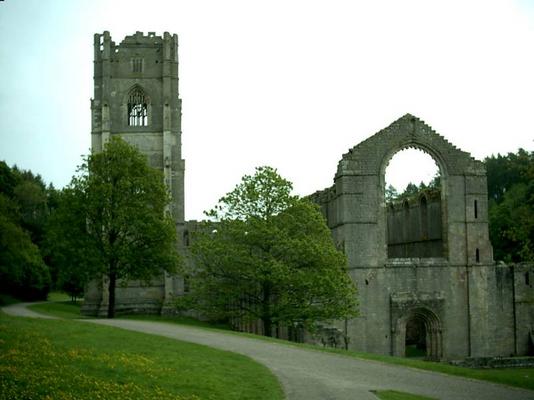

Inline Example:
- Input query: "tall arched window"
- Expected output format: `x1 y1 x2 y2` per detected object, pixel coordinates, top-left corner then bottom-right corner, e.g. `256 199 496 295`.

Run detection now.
420 195 428 240
128 87 148 126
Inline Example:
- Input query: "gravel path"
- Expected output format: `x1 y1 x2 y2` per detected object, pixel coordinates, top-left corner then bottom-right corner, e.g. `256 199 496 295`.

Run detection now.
3 303 534 400
2 302 58 319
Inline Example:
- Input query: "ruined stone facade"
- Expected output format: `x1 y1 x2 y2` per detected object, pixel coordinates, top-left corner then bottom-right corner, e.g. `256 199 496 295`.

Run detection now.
83 32 533 360
310 115 534 360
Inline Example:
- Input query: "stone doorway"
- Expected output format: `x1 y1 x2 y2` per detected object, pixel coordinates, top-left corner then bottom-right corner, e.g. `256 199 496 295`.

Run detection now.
405 315 427 358
392 304 443 361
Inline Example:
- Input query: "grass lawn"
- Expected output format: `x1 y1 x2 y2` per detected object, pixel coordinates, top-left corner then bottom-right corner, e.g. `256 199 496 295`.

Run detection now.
29 300 87 319
372 390 436 400
47 291 72 302
28 302 534 392
0 312 284 400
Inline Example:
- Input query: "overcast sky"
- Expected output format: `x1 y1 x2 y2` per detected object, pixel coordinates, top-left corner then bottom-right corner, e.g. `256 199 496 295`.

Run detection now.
1 0 533 220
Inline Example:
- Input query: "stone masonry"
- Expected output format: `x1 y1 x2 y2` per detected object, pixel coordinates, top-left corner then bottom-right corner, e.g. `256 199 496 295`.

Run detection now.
82 32 534 360
82 31 186 316
310 114 533 359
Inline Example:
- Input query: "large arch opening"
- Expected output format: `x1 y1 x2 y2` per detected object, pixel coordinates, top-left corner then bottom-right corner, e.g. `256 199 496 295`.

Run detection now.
384 147 444 259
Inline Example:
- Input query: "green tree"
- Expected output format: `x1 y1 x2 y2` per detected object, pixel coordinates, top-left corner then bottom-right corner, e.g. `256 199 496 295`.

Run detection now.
13 180 48 244
187 166 358 337
46 137 180 317
489 183 534 262
486 149 532 203
44 188 94 300
0 161 21 198
0 194 50 300
485 149 534 262
385 184 399 202
401 182 419 199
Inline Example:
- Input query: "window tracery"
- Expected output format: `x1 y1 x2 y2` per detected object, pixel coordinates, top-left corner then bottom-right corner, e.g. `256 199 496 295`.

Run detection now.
127 87 148 126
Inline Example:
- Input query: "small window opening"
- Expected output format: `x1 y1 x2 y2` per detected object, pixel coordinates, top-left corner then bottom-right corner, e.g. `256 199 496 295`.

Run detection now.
365 279 369 285
131 58 143 73
128 87 148 126
420 196 428 240
474 200 478 219
475 248 480 263
526 272 530 286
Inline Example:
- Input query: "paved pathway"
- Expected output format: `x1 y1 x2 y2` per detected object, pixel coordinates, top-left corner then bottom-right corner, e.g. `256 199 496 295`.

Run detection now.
2 302 58 319
3 303 534 400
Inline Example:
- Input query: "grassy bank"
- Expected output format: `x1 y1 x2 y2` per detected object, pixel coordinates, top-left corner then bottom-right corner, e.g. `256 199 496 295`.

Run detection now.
28 302 534 392
29 300 86 319
0 312 284 400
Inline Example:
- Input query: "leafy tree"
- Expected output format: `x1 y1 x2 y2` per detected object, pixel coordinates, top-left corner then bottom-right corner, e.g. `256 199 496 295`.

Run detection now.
402 183 420 198
489 183 534 262
0 161 21 198
486 149 534 262
45 137 180 317
486 149 532 203
187 166 358 337
386 174 441 203
385 184 399 202
13 180 48 244
428 174 441 190
0 194 50 300
44 188 94 300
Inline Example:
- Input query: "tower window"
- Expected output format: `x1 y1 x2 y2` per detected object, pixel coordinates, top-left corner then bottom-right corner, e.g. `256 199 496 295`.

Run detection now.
131 58 143 73
128 87 148 126
474 200 478 219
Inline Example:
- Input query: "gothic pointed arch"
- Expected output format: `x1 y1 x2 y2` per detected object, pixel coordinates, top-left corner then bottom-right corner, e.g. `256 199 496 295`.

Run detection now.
126 85 150 126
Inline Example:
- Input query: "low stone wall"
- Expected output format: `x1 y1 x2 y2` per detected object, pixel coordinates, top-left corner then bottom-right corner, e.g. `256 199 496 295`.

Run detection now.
450 357 534 369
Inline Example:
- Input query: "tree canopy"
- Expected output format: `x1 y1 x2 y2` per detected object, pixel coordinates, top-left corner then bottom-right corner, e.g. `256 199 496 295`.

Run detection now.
45 137 180 317
186 166 358 337
0 161 52 301
486 149 534 262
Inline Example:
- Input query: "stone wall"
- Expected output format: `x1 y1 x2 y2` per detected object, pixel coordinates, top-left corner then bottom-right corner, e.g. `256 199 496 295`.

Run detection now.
387 191 442 258
310 114 531 360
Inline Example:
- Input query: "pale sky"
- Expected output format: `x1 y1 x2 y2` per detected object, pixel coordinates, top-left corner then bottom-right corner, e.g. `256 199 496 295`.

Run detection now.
1 0 533 220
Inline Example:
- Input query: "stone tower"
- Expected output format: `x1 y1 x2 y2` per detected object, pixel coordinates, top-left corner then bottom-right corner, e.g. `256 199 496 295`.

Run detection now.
91 31 184 225
83 31 185 315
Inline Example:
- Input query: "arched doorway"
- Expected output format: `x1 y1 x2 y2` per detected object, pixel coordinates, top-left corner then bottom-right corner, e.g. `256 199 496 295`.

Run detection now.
393 306 443 361
405 314 426 358
408 308 442 360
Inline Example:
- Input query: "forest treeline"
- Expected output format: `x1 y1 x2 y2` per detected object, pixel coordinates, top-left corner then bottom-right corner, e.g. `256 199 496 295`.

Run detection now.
0 162 58 300
0 149 532 300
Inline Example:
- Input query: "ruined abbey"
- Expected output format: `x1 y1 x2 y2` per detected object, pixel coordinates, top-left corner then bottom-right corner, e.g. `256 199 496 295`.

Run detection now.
82 32 534 361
